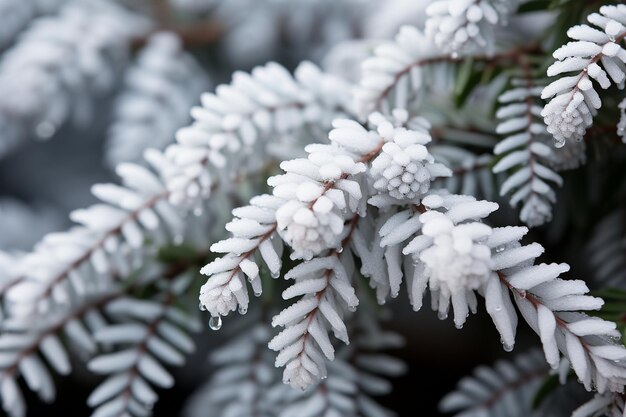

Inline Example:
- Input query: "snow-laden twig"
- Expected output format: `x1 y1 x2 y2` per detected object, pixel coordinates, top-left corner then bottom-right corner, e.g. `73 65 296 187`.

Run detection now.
199 194 283 320
542 5 626 146
182 321 278 417
163 61 352 210
493 60 573 227
106 32 209 167
440 349 550 417
6 150 184 317
267 307 405 416
378 191 626 392
87 272 200 417
268 215 360 390
0 0 150 155
425 0 520 56
353 25 538 118
0 0 65 49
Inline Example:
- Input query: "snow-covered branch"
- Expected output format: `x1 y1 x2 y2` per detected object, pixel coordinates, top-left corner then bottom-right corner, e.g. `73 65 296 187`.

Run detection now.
106 32 209 167
164 61 352 210
542 5 626 146
87 273 200 416
0 0 150 155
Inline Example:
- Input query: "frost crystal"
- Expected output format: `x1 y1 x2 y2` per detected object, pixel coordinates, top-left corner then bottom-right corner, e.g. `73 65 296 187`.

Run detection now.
370 121 438 200
425 0 519 55
419 211 493 297
275 199 346 261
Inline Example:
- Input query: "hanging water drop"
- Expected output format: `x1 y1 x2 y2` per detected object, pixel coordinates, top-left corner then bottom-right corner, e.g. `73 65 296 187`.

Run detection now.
198 302 206 311
503 343 514 352
254 290 262 297
336 246 343 254
238 306 248 315
348 305 357 312
553 137 565 149
438 311 448 320
270 270 280 279
209 316 222 331
455 323 463 330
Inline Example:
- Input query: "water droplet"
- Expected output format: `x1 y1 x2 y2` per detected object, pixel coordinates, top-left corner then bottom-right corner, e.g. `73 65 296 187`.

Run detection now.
553 137 565 149
494 305 502 312
348 305 357 312
320 375 327 380
495 246 505 253
270 270 280 279
238 306 248 314
247 276 254 283
336 246 343 254
609 34 616 42
198 302 206 311
519 290 527 299
503 343 514 352
438 311 448 320
455 323 464 330
209 316 222 331
254 291 262 297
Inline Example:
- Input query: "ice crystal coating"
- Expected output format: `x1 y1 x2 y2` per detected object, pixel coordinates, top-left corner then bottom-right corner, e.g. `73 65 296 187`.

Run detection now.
369 117 445 201
106 32 209 167
419 211 493 297
272 146 365 260
542 5 626 145
425 0 519 55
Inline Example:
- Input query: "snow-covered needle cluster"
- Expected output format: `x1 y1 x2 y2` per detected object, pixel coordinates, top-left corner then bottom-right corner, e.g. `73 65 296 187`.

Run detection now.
425 0 520 55
2 1 626 416
542 5 626 147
